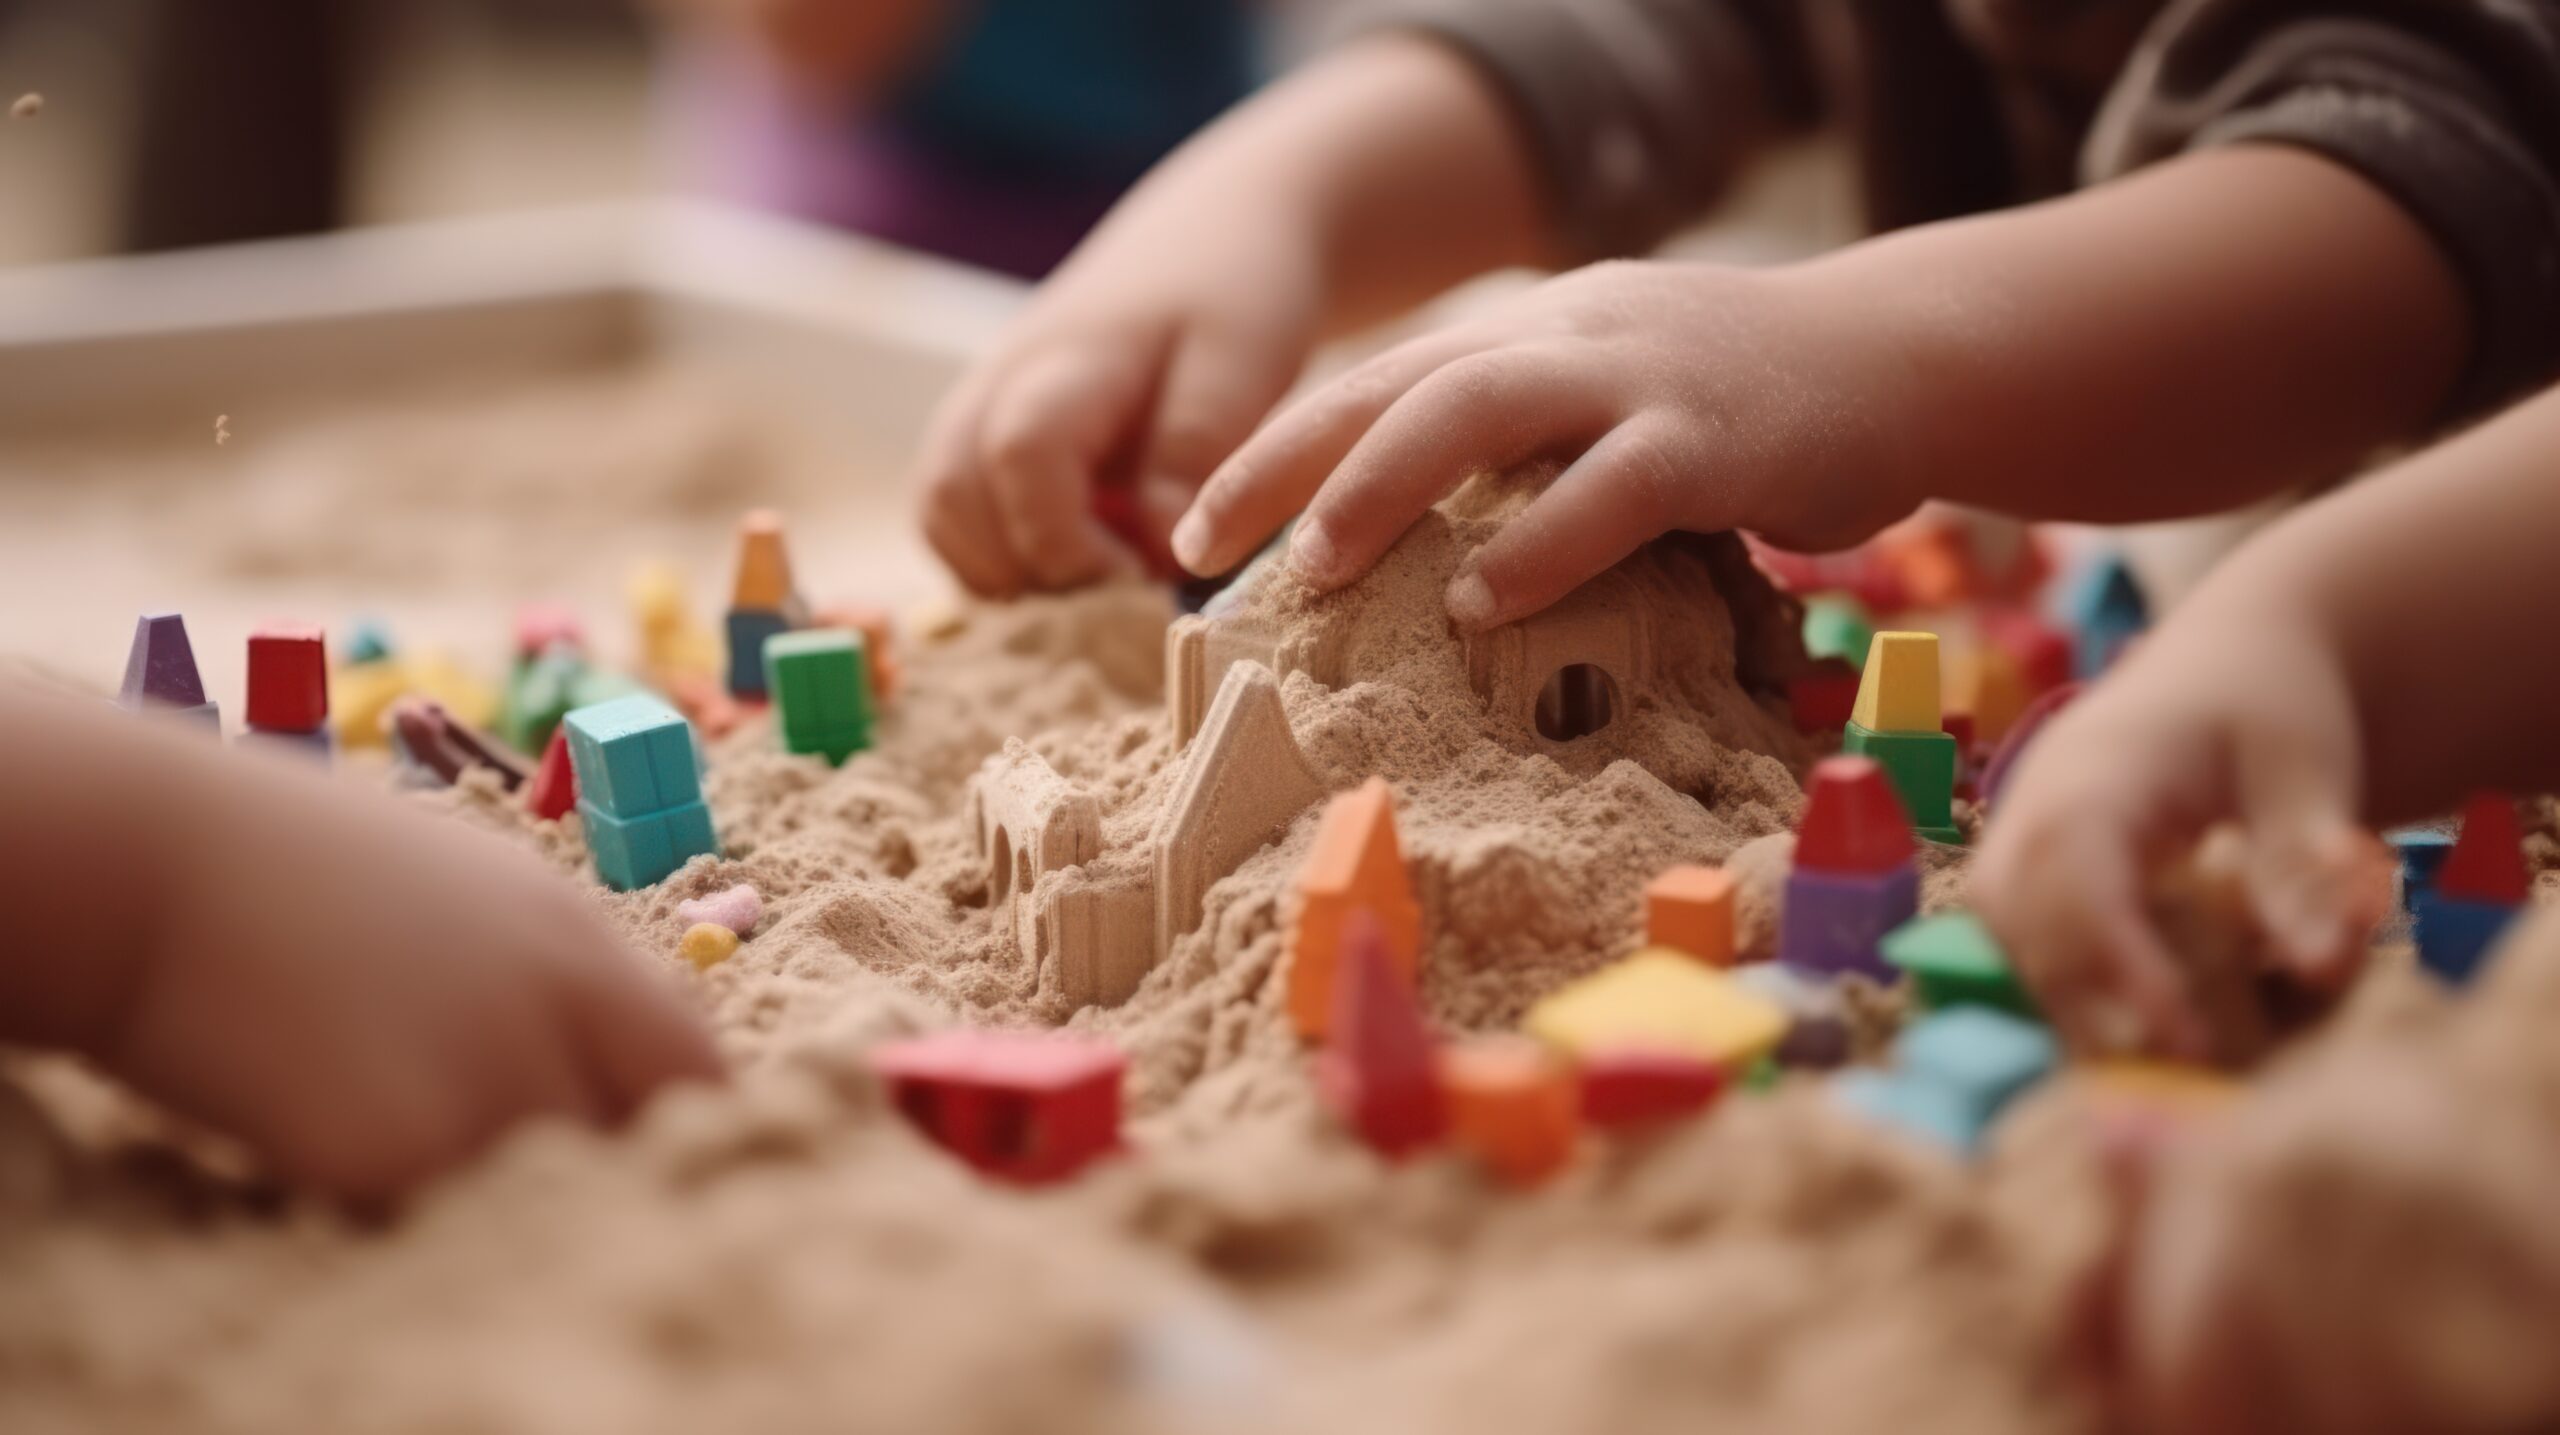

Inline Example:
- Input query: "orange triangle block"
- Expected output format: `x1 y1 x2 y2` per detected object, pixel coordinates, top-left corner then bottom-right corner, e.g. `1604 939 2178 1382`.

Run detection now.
730 509 801 612
2438 792 2529 905
1289 777 1423 1038
1796 755 1915 875
1316 911 1444 1160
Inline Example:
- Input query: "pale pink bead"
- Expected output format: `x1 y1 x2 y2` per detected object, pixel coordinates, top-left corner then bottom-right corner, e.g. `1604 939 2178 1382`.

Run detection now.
676 882 761 937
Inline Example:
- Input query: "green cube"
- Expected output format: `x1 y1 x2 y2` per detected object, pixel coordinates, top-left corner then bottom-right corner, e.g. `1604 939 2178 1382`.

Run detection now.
763 628 873 765
1880 912 2036 1017
1841 720 1961 842
1801 597 1873 665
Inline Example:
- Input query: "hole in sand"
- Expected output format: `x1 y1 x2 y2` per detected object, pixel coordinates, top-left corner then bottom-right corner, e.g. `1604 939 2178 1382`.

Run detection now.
1535 663 1619 742
1015 847 1035 900
990 826 1014 903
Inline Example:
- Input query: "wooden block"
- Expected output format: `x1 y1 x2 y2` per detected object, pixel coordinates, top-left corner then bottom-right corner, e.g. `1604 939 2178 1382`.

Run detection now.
811 602 898 702
1799 597 1872 665
1848 630 1941 735
868 1029 1126 1186
1289 776 1423 1039
630 562 721 686
562 693 705 819
1840 721 1958 835
2387 827 2456 910
1795 755 1915 875
386 696 532 791
330 659 411 748
1577 1050 1724 1127
1831 1068 1976 1153
1316 911 1445 1160
579 798 719 892
342 618 395 665
763 627 874 765
2437 792 2529 905
1525 951 1787 1071
244 624 328 732
1983 609 2073 695
1643 865 1736 965
725 607 793 700
1439 1036 1577 1187
1891 1006 2059 1136
1787 658 1861 733
525 728 576 821
118 612 218 730
2064 552 2148 678
1778 862 1918 982
729 508 802 613
1947 644 2026 748
2413 892 2517 986
1879 911 2035 1016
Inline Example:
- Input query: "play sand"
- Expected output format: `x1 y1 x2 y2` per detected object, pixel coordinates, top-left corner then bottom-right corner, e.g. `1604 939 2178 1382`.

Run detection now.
0 372 2528 1434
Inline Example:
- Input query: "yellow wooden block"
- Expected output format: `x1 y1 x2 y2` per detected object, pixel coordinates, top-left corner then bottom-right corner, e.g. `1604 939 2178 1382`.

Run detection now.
329 661 412 748
1947 643 2027 747
1524 950 1787 1070
1850 630 1942 734
629 561 720 683
409 651 499 731
2082 1060 2239 1119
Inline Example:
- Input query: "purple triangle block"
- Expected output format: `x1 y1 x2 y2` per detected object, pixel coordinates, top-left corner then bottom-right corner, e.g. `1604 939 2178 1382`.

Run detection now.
120 612 211 709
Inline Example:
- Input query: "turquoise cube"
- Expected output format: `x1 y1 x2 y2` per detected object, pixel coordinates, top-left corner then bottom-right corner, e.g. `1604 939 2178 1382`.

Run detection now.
1832 1069 1977 1153
563 694 702 819
579 798 719 891
1892 1006 2059 1125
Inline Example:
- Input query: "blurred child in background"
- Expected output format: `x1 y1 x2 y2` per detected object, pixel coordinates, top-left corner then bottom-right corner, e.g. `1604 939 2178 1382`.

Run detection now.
659 0 1266 277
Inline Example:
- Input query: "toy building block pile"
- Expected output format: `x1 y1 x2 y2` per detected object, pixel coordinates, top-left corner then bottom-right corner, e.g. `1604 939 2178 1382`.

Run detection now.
1779 756 1920 981
2411 793 2530 985
725 508 809 701
562 693 720 891
242 624 331 759
330 623 500 750
1839 631 1962 844
867 1029 1126 1185
118 613 220 732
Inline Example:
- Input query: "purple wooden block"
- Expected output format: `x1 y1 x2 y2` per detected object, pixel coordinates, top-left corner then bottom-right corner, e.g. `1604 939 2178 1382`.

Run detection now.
120 612 211 709
1779 861 1919 982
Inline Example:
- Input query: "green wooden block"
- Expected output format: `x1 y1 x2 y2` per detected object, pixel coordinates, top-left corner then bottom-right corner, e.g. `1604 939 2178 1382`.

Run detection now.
1801 597 1873 665
1841 720 1957 830
563 694 702 819
501 649 582 755
1881 912 2035 1016
764 628 874 765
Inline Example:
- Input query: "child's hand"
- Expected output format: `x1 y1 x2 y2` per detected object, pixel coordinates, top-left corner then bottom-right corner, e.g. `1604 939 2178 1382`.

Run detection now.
1970 617 2374 1060
1168 260 1922 628
913 183 1326 595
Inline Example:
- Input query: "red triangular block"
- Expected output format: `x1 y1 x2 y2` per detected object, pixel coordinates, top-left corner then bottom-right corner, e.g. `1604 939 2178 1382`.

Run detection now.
1795 755 1915 874
526 727 577 821
1316 910 1444 1159
2438 792 2529 905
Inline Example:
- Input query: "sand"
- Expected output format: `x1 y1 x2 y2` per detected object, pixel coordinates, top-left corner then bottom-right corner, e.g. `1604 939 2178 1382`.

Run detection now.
1 369 2541 1435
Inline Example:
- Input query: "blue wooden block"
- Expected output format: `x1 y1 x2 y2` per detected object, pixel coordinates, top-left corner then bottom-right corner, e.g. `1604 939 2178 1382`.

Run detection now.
726 607 793 699
2387 828 2456 911
562 694 702 820
579 798 720 891
342 618 396 665
1832 1069 1977 1153
2062 552 2148 678
1893 1006 2059 1125
2412 892 2515 986
1779 861 1918 982
242 727 334 762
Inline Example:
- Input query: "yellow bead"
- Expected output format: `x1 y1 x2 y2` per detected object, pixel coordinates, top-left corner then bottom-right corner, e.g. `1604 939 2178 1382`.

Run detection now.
679 921 741 970
1850 630 1942 735
1525 950 1787 1069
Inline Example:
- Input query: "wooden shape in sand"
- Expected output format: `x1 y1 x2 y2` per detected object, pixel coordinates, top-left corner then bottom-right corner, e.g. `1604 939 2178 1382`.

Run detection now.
1524 950 1787 1071
1461 570 1652 745
1151 659 1327 966
1316 910 1445 1161
1643 864 1736 966
1850 630 1942 735
1287 776 1423 1040
729 508 803 613
1439 1035 1578 1187
1165 611 1346 749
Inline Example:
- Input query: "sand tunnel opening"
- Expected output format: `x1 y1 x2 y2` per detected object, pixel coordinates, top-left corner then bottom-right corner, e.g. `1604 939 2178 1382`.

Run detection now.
1535 662 1620 742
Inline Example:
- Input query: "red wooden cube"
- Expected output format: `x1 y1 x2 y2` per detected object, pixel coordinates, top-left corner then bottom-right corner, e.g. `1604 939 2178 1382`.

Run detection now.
245 624 329 732
867 1030 1126 1185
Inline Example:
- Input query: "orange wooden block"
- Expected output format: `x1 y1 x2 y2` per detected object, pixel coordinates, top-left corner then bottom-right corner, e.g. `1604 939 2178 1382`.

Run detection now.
1288 777 1423 1039
812 602 898 702
1439 1036 1578 1187
731 508 801 612
666 671 745 740
1643 865 1736 965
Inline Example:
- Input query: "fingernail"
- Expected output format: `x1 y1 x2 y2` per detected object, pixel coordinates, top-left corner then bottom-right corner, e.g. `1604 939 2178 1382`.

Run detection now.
1170 509 1212 572
1290 519 1340 584
1445 571 1497 629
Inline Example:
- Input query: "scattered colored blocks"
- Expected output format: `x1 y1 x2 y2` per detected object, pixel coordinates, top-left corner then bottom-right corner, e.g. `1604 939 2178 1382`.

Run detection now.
244 624 328 733
564 694 721 890
867 1029 1126 1185
117 612 220 731
1317 910 1444 1160
679 921 740 970
1849 631 1942 735
1643 865 1735 965
1439 1036 1578 1186
725 509 808 701
1880 912 2035 1016
1525 950 1787 1071
1779 861 1919 982
1576 1049 1724 1127
1288 777 1423 1039
1730 961 1854 1068
763 627 874 765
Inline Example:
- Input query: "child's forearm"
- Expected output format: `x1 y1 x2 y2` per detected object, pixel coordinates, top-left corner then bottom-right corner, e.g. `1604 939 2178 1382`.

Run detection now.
1822 145 2469 524
1073 34 1551 332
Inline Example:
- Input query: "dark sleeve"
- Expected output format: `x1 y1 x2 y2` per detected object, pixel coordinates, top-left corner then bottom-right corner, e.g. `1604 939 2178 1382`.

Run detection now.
2086 0 2560 421
1344 0 1825 260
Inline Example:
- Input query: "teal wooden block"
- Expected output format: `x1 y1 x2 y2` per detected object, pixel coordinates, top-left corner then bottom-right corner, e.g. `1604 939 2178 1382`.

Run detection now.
579 798 719 891
1841 721 1958 832
1832 1069 1976 1152
563 694 702 820
1893 1006 2058 1126
1880 912 2036 1016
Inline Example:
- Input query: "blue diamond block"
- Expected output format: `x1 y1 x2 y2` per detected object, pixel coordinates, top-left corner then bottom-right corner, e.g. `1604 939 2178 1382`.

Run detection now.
2412 892 2516 986
241 726 334 762
562 694 703 821
1832 1069 1977 1154
2387 828 2455 911
1893 1006 2059 1127
1779 861 1918 982
579 798 719 891
726 607 793 699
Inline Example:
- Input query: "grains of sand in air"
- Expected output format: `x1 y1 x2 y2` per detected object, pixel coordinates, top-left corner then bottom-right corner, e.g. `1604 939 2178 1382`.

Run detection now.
214 414 231 446
9 94 39 120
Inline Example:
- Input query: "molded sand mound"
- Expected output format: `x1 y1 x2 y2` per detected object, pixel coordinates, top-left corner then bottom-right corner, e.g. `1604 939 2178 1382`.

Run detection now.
2 480 2117 1435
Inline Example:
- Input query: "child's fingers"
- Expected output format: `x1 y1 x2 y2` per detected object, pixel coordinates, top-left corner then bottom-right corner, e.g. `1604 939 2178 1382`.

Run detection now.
974 346 1155 589
555 960 725 1123
1139 324 1303 542
1443 417 1689 629
2233 726 2366 982
1175 329 1487 576
914 375 1030 597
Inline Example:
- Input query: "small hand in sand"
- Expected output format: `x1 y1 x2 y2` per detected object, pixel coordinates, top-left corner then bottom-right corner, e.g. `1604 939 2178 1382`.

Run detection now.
1971 616 2379 1059
0 686 723 1202
1169 260 1920 628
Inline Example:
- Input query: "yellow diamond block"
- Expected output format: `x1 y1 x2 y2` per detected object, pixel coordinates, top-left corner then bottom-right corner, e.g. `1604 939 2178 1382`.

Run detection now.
1525 950 1788 1069
1850 630 1943 734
